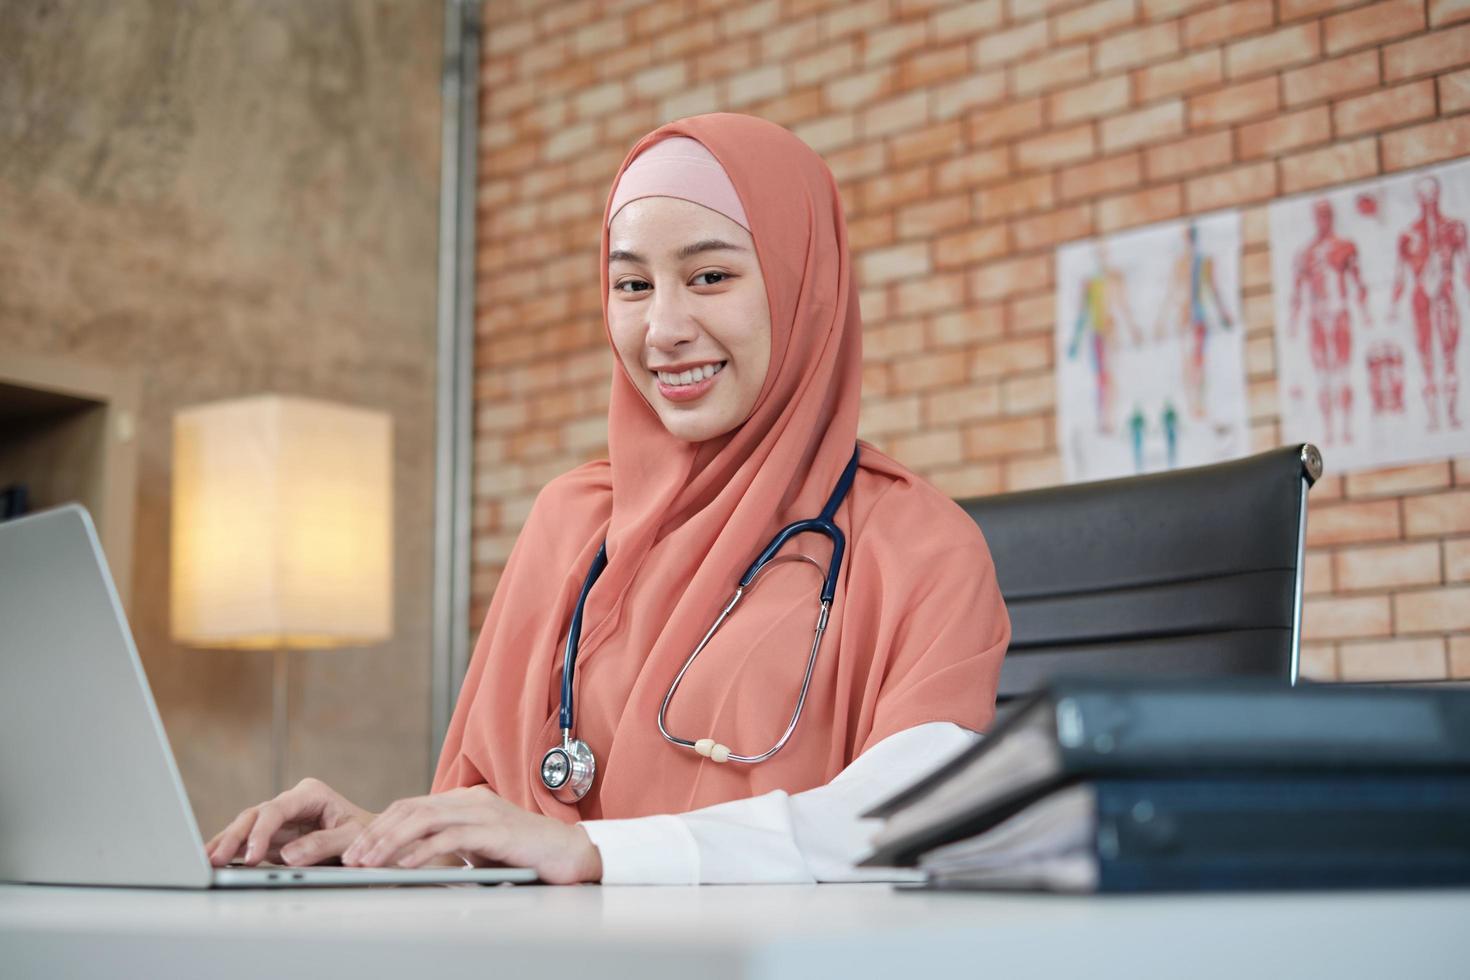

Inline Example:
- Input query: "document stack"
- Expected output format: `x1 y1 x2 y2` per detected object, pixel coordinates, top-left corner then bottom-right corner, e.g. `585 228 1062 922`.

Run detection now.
860 677 1470 892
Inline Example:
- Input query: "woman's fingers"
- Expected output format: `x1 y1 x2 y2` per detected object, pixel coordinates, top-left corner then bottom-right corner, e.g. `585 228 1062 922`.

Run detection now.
279 823 361 867
348 809 460 867
241 781 328 865
396 826 494 869
207 807 261 867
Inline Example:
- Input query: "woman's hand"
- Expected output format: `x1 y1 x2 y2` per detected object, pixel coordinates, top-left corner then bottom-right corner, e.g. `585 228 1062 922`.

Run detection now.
207 777 375 868
341 785 603 885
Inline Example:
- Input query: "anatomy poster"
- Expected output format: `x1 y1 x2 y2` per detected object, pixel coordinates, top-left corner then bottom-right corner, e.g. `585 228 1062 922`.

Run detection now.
1270 159 1470 472
1056 212 1250 483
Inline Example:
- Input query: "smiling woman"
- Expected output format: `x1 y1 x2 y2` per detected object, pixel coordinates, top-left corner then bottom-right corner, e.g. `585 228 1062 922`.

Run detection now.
208 113 1011 886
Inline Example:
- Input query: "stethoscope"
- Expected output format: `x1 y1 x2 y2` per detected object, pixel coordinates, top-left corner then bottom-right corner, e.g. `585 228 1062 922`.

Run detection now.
539 447 860 803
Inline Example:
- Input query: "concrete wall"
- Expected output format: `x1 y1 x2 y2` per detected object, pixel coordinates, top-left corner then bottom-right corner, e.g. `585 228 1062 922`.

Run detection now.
0 0 443 833
470 0 1470 684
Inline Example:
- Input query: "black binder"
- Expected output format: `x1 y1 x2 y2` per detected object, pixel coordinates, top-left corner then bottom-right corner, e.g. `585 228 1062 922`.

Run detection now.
863 677 1470 871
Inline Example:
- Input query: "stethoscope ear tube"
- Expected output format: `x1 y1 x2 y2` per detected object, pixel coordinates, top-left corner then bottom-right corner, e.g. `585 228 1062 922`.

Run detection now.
558 543 607 731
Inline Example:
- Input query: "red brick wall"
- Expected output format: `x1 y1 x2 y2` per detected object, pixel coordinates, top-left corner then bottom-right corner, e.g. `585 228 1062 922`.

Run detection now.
472 0 1470 683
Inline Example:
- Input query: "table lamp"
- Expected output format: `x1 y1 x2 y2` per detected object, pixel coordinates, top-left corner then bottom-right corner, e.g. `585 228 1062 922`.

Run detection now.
170 394 393 794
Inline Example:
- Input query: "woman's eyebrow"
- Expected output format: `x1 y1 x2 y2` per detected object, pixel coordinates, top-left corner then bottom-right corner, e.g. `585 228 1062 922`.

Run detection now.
607 240 749 265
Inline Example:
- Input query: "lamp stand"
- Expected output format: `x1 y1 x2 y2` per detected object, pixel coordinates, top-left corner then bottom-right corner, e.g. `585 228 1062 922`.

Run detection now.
271 647 288 796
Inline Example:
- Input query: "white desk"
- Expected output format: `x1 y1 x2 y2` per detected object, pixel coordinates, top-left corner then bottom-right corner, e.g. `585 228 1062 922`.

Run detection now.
3 881 1468 979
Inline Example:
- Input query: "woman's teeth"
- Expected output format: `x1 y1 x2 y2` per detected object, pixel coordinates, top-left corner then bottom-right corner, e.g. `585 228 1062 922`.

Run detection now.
657 362 725 386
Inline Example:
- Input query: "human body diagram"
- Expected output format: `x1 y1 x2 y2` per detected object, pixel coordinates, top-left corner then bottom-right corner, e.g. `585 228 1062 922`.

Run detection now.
1390 176 1467 431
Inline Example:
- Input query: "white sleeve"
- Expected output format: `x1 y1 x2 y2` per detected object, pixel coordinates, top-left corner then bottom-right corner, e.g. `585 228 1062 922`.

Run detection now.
578 722 980 885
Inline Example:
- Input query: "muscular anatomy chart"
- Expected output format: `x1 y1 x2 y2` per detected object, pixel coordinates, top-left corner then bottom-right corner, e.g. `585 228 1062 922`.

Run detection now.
1056 212 1249 483
1270 160 1470 473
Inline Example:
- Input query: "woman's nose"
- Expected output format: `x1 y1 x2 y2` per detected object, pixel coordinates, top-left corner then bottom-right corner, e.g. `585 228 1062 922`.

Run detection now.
645 288 699 350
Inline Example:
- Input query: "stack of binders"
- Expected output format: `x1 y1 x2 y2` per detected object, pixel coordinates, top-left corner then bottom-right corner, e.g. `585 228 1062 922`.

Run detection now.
860 677 1470 892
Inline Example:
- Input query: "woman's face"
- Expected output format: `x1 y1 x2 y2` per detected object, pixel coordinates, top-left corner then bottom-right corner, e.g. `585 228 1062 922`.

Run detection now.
607 196 772 443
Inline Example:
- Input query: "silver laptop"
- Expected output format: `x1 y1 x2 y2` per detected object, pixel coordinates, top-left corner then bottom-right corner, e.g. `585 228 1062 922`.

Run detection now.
0 504 536 889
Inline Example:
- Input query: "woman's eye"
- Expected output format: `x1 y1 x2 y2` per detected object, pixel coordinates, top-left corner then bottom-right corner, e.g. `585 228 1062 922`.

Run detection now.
614 279 650 294
692 271 729 286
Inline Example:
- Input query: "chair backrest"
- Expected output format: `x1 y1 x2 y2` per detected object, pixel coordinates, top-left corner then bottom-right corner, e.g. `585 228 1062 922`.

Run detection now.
957 444 1322 701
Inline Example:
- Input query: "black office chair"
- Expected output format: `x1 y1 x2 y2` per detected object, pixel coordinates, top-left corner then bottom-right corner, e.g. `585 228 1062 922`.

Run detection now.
957 444 1323 701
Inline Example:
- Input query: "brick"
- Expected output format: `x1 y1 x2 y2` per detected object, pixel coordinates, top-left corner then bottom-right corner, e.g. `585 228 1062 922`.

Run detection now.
1283 51 1381 106
1049 76 1133 125
925 384 1004 425
1102 101 1186 153
935 147 1011 191
863 19 929 66
1397 586 1470 632
1001 372 1057 414
934 225 1010 267
1346 462 1454 498
889 349 968 393
1225 22 1323 78
1405 489 1470 535
632 63 688 99
972 20 1050 68
794 114 856 154
1383 116 1470 171
721 0 781 36
1441 67 1470 112
929 462 1005 498
930 0 1004 41
1059 153 1145 201
897 44 972 89
891 428 964 468
1183 0 1274 47
1448 538 1470 581
1096 22 1181 73
970 336 1053 378
827 142 887 183
964 416 1050 458
862 90 930 139
1335 81 1438 138
1188 77 1280 129
1096 184 1184 232
726 65 784 108
1302 594 1393 640
760 14 822 60
1305 551 1334 593
791 41 857 87
1141 0 1215 16
1324 0 1427 55
1015 125 1097 170
1007 293 1055 334
1004 454 1064 491
1012 44 1093 97
1011 205 1093 250
1452 636 1470 678
1056 0 1139 43
860 166 932 212
891 121 966 167
859 242 931 286
1185 160 1277 211
931 69 1008 119
1135 50 1223 102
1335 542 1443 590
866 319 928 360
1279 137 1379 194
1146 130 1234 180
928 306 1007 347
826 66 896 111
847 214 895 250
976 174 1057 219
897 194 973 238
1280 0 1371 16
1383 25 1470 82
893 272 966 316
970 254 1052 301
1432 0 1470 27
1338 638 1449 681
1307 498 1403 546
1298 643 1338 681
1237 106 1331 160
969 98 1045 145
823 0 891 39
752 87 824 127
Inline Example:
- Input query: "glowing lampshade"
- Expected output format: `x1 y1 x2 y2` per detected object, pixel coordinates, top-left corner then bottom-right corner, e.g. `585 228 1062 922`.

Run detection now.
171 395 393 649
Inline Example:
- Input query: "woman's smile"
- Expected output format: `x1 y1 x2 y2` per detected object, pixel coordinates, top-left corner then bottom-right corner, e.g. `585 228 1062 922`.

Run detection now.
653 360 727 402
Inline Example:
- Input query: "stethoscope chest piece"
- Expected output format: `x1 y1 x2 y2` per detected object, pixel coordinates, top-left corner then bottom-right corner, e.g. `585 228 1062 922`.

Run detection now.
541 731 596 803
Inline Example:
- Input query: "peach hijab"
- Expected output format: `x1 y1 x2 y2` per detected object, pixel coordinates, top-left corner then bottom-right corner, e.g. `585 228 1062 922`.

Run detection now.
434 113 1009 822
